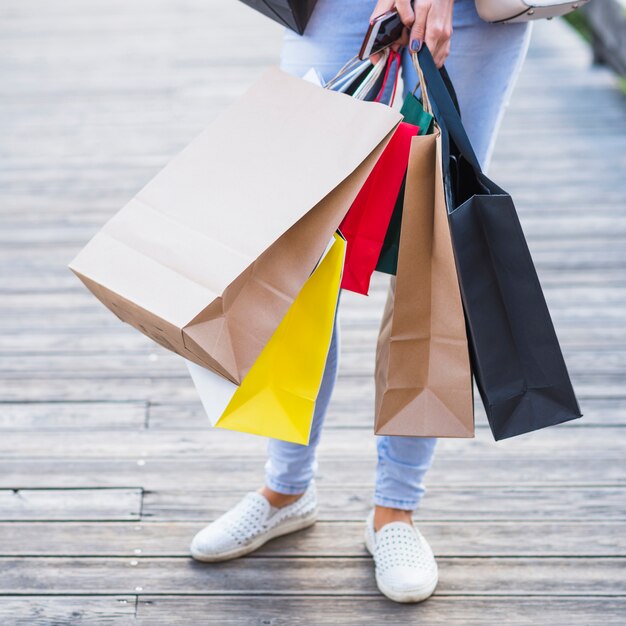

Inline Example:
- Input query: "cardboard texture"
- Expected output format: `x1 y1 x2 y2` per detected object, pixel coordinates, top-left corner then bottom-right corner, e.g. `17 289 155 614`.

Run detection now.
69 68 401 384
375 132 474 438
183 234 343 442
214 233 345 444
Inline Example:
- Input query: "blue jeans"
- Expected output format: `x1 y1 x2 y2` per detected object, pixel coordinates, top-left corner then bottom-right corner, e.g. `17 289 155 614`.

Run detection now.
265 0 531 510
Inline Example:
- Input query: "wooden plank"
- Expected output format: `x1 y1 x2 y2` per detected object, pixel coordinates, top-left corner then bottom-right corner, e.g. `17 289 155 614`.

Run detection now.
1 244 624 280
0 457 624 489
0 488 142 521
5 251 626 283
141 486 626 522
340 325 626 351
1 229 625 256
135 596 626 626
4 267 626 294
1 347 625 378
2 324 625 355
0 596 136 626
0 181 623 215
5 282 626 312
0 426 624 459
1 556 624 595
0 376 623 404
3 214 626 246
0 521 623 557
0 332 153 354
0 402 147 430
3 318 624 345
2 197 626 222
0 0 624 621
147 395 626 429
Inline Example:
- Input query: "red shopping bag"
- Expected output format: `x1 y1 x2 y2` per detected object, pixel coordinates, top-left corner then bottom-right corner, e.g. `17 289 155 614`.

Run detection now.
339 120 418 294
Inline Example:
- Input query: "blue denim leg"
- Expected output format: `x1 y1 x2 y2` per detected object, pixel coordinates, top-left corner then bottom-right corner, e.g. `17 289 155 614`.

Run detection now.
265 0 370 496
374 436 438 510
279 0 379 80
266 0 531 504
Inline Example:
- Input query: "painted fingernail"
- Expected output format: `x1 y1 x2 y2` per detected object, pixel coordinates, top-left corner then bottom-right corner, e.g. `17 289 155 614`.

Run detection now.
410 39 422 52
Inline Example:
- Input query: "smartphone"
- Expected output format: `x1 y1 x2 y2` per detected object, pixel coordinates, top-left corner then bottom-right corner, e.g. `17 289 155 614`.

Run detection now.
358 10 404 60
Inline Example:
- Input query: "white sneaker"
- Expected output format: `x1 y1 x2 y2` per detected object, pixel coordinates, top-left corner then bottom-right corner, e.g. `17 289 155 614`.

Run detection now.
364 510 438 603
190 483 318 562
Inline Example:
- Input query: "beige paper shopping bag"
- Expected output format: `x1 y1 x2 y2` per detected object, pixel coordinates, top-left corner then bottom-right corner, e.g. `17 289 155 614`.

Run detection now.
375 131 474 437
70 68 401 383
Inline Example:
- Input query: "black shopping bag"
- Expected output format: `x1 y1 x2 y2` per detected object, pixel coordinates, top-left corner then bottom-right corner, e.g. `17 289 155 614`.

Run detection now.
238 0 317 35
415 46 582 440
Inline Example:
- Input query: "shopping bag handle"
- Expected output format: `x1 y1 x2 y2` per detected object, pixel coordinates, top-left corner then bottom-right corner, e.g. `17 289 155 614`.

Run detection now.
324 55 366 91
374 50 401 107
411 58 460 119
324 53 385 97
438 65 462 118
412 46 482 173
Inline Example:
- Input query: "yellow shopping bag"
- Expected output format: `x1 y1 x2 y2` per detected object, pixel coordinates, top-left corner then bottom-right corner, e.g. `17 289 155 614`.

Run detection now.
214 233 346 444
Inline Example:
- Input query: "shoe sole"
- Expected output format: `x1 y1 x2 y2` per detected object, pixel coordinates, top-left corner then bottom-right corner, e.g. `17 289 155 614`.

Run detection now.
190 510 318 563
364 527 438 604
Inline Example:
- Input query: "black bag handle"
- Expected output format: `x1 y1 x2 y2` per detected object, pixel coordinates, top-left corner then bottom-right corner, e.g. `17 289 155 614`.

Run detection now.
439 65 461 117
415 46 482 173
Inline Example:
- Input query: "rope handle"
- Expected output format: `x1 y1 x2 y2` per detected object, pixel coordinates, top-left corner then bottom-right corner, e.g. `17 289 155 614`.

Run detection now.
410 51 433 115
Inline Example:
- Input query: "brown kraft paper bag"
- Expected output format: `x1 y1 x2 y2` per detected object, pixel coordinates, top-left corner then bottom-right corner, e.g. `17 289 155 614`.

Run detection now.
375 131 474 437
69 68 401 384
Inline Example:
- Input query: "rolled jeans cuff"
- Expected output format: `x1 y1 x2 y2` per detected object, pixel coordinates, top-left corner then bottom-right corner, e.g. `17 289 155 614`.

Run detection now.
264 475 312 495
373 493 423 511
264 454 317 495
374 437 435 511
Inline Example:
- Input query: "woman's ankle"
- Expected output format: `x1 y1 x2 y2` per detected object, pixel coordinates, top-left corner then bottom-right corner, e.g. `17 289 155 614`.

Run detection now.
259 485 305 508
373 505 414 531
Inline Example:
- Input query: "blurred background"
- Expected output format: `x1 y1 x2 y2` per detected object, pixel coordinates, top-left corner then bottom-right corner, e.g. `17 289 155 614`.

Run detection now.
0 1 625 624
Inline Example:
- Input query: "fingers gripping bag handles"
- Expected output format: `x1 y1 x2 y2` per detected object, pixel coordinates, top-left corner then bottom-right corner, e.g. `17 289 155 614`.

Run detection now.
413 46 582 440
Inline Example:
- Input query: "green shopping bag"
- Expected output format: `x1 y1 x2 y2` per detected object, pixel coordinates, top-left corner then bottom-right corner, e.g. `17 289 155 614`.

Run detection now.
401 92 435 135
376 93 434 275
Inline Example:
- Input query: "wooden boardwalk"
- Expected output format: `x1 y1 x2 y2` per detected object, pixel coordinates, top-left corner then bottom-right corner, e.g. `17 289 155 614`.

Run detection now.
1 1 626 624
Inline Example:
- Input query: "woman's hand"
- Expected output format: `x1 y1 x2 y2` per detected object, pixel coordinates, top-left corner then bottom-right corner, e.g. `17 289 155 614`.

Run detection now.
369 0 455 68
